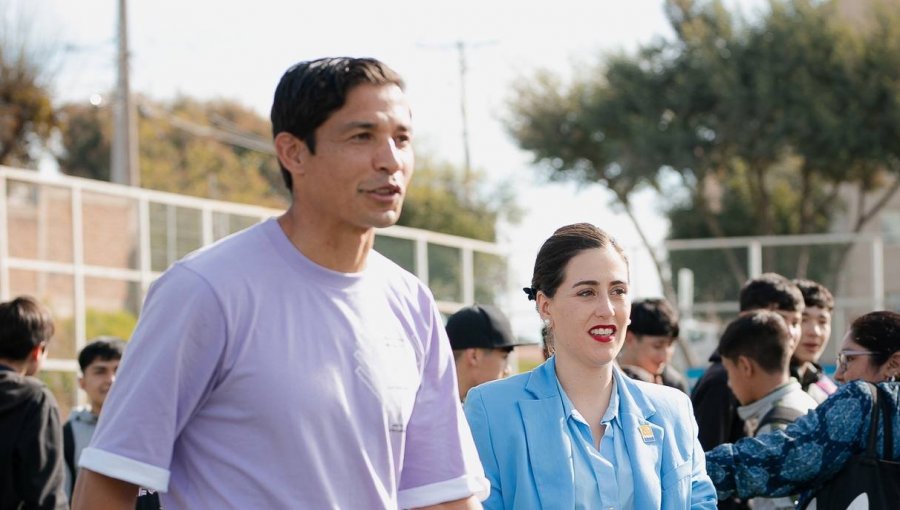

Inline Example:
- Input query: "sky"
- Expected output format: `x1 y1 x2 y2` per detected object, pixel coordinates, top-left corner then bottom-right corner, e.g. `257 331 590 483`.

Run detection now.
12 0 763 342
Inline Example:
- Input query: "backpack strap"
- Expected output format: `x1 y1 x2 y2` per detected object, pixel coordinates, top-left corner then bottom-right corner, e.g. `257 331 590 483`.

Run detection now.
63 420 77 484
874 383 894 461
863 382 880 458
758 405 805 431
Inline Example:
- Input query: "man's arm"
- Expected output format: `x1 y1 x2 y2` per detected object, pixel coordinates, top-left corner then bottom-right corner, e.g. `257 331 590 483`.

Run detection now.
70 469 139 510
416 496 482 509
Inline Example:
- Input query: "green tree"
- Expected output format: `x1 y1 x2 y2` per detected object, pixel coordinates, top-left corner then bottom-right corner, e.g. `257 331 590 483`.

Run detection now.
57 96 289 208
0 1 57 167
398 153 519 242
506 0 900 300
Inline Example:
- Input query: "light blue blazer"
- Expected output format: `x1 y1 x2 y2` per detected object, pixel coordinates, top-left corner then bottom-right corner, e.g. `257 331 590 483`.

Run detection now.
464 359 717 509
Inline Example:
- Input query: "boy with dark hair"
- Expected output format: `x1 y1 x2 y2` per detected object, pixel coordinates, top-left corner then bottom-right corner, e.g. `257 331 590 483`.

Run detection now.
619 297 688 392
691 273 804 510
791 279 837 403
718 311 817 510
63 337 125 495
0 296 67 509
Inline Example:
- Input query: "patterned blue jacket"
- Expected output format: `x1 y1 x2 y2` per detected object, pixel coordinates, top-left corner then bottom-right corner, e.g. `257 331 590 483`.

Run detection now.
706 381 900 508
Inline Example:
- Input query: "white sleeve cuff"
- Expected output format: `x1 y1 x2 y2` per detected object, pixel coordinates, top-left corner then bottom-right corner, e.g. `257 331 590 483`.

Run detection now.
78 447 171 492
398 473 490 509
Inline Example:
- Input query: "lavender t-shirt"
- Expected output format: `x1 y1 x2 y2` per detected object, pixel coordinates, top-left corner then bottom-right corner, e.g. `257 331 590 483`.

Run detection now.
80 219 487 509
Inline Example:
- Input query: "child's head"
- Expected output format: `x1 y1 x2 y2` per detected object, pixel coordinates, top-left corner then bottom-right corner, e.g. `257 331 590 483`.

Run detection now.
78 337 125 414
0 296 54 375
739 273 804 349
718 310 792 405
622 298 679 377
793 279 834 364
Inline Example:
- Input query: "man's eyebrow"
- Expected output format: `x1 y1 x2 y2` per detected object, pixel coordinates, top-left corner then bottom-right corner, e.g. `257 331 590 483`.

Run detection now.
338 121 376 133
338 121 413 134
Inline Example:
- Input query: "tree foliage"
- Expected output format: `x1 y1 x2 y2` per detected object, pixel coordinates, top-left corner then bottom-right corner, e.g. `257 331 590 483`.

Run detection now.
398 153 519 242
0 1 57 167
506 0 900 298
57 96 289 208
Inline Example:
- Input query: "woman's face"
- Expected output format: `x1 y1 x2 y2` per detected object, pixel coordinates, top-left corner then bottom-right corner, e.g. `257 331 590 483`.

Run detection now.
538 247 631 370
833 331 887 384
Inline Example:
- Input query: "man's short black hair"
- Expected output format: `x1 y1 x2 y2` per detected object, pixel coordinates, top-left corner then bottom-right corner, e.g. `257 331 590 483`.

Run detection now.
793 279 834 311
78 337 126 372
270 57 405 193
718 310 791 374
0 296 54 361
629 298 679 338
739 273 804 313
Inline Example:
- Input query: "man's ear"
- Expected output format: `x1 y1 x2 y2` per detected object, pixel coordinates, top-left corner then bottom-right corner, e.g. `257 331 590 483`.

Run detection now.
736 355 755 377
624 330 638 346
28 343 44 363
274 132 308 175
464 348 481 367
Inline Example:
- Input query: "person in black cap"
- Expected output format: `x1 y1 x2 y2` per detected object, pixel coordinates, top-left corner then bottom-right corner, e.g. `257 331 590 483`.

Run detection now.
446 304 534 402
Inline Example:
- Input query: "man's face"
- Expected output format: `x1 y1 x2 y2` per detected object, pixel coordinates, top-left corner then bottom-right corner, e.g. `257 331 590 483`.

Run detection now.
630 334 676 376
795 306 832 364
291 83 414 233
472 348 512 387
79 358 120 414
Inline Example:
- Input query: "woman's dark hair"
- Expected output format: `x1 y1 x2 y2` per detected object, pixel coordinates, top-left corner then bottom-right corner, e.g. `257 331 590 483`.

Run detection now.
848 310 900 367
0 296 55 361
527 223 627 300
270 57 405 193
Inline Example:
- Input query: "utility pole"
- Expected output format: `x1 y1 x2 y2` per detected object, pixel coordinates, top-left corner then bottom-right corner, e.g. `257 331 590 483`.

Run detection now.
111 0 139 186
456 41 472 191
420 39 496 202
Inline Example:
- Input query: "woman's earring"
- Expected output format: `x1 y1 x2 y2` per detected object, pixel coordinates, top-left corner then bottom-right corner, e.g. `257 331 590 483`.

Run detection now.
542 318 552 329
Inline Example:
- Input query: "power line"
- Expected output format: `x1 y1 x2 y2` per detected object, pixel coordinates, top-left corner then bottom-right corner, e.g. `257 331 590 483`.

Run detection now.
137 102 275 155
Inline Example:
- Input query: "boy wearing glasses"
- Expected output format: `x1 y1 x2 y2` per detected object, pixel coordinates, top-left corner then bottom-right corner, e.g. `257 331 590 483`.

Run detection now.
0 296 67 509
718 310 817 510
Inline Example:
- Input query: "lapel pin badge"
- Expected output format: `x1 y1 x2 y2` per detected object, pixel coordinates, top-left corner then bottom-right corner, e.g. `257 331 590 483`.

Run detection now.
639 424 655 444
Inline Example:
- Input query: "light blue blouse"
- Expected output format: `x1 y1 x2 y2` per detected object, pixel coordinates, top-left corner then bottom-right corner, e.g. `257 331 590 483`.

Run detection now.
555 370 634 509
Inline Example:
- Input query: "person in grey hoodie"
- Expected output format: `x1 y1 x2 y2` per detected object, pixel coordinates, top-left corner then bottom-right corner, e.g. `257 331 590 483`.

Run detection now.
0 296 67 510
63 337 125 497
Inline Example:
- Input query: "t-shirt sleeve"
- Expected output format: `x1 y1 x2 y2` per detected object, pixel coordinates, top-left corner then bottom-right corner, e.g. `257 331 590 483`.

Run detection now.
705 381 873 501
16 388 68 509
397 301 489 508
78 265 228 492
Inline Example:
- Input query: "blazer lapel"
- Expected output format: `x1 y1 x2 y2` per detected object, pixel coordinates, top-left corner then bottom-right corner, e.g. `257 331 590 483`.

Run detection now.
520 360 575 510
615 369 664 509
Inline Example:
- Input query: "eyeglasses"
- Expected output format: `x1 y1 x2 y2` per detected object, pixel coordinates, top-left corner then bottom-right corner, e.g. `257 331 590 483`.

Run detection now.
837 350 879 372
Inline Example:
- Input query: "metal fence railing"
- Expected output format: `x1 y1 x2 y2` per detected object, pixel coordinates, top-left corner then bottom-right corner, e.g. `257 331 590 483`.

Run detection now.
1 166 508 415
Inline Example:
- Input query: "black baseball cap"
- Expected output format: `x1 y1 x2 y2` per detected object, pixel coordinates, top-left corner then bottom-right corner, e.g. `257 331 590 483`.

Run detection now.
446 304 534 350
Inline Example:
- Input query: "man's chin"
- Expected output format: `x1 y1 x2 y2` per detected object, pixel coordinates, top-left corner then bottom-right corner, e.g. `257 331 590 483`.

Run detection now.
370 211 401 229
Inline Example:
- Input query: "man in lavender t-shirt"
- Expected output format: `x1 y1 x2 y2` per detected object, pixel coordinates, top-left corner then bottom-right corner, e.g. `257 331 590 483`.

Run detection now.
71 58 488 510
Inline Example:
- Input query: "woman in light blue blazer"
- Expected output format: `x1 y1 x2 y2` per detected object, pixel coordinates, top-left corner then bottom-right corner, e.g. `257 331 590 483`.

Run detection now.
464 223 716 509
